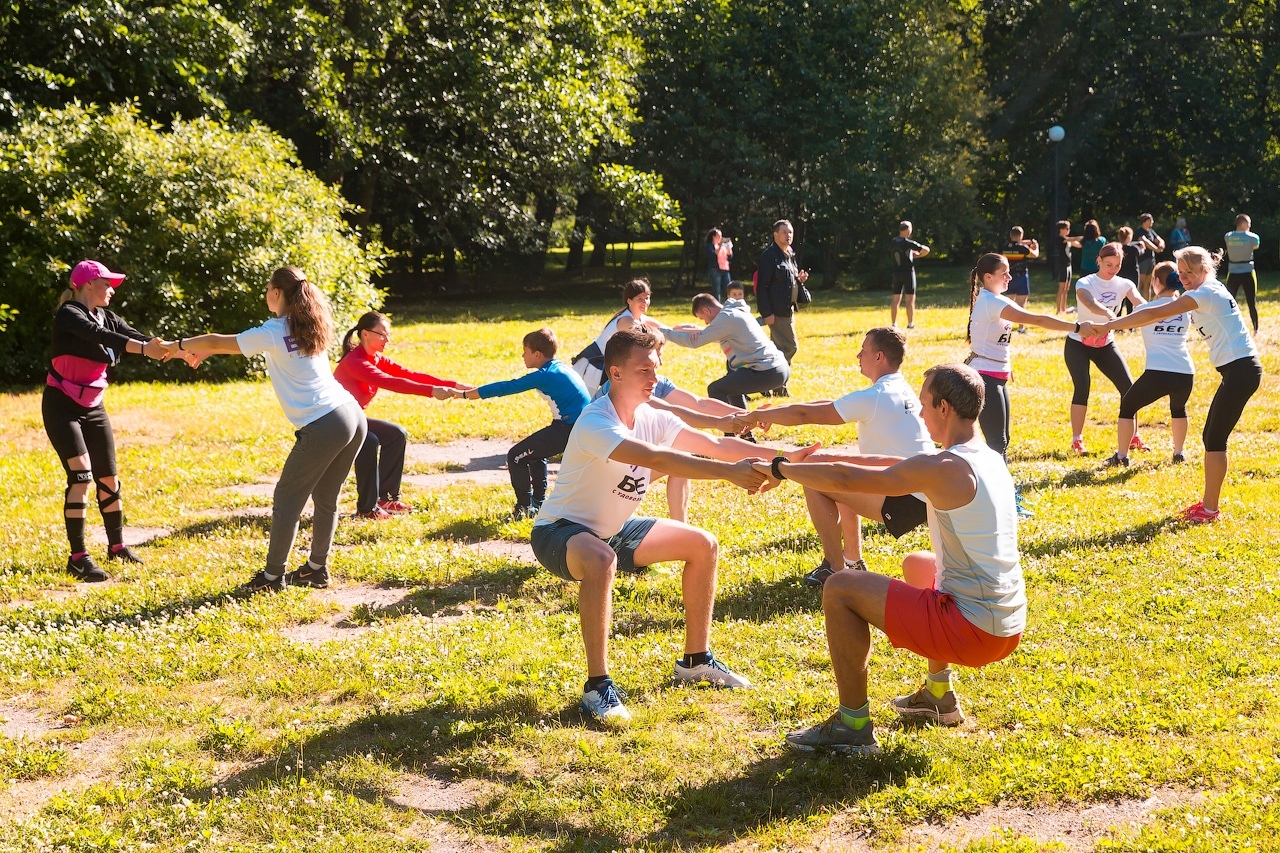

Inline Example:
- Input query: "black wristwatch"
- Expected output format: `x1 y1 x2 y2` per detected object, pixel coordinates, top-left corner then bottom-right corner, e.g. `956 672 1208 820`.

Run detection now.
770 455 787 481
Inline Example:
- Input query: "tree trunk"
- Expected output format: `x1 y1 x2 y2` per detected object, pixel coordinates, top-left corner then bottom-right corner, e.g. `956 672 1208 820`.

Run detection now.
624 242 634 270
565 192 590 274
589 226 609 267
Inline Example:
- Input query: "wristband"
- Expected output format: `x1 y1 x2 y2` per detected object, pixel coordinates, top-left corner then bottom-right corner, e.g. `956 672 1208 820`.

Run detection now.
770 455 787 481
178 337 185 351
1073 322 1080 334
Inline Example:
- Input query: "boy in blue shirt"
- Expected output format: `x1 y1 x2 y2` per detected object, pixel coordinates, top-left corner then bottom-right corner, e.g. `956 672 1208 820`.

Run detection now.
459 327 590 517
1224 213 1261 332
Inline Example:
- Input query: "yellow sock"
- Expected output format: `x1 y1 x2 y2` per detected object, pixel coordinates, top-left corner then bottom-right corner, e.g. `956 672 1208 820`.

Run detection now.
927 668 953 698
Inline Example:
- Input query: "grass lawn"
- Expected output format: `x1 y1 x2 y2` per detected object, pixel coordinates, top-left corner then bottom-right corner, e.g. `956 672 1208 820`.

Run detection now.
1 265 1278 851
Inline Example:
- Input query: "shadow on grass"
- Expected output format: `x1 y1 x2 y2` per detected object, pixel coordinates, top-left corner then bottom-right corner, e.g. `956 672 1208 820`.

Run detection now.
425 516 509 542
1022 515 1178 558
171 513 277 539
727 531 822 557
1019 462 1145 491
714 576 821 622
351 565 541 620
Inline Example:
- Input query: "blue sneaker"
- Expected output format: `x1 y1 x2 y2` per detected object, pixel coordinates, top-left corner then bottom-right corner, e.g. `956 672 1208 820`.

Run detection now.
1014 487 1035 519
581 679 630 724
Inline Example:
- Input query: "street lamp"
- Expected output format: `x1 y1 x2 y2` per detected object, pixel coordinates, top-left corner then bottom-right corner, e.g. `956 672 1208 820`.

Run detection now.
1048 125 1065 265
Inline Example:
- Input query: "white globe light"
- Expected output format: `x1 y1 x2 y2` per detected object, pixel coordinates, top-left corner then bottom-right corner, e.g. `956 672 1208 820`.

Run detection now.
1048 125 1066 143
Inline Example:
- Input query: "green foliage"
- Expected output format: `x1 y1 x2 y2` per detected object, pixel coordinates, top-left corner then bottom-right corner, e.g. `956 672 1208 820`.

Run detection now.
634 0 989 274
0 103 384 383
592 163 682 237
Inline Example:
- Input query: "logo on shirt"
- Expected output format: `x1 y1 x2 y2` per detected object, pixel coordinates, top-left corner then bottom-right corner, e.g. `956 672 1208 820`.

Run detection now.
284 334 300 353
616 474 647 496
1096 292 1118 305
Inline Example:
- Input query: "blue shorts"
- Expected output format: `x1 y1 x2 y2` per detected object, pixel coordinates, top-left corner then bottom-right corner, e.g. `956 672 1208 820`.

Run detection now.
531 517 658 582
1007 273 1030 296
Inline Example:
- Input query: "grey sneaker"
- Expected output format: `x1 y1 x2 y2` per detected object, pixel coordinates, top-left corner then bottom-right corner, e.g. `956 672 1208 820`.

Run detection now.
673 656 751 688
786 712 880 754
890 684 965 726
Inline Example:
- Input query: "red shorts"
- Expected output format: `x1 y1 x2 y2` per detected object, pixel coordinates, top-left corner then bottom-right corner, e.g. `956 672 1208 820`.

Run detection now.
883 579 1021 668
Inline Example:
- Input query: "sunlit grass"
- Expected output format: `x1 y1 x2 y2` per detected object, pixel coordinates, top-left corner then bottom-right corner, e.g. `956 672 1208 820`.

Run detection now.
0 267 1277 851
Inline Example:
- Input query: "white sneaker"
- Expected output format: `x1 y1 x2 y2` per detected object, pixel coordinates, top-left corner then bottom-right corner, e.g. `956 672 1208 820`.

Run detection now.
673 656 752 689
581 679 631 724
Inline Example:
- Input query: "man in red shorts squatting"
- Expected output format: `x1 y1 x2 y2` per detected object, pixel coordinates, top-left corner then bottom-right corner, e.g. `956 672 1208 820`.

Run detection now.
752 363 1024 753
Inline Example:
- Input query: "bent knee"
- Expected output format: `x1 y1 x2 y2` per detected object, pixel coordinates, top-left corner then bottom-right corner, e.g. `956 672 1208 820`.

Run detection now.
901 551 937 588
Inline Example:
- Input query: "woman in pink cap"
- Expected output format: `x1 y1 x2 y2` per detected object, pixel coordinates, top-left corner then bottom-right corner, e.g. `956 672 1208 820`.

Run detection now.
43 260 174 582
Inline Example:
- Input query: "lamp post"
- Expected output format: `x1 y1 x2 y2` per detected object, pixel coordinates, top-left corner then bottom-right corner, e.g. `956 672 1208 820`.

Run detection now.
1048 125 1065 265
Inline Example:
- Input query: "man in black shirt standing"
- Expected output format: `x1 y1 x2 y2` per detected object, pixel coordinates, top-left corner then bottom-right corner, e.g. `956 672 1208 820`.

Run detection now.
756 219 809 396
890 221 929 328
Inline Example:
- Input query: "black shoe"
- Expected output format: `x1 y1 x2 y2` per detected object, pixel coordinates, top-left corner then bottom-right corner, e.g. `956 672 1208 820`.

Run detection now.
243 570 285 593
107 545 144 564
67 554 109 583
846 558 868 571
284 563 329 589
802 560 837 588
1103 453 1130 468
758 389 773 398
773 387 790 398
1172 452 1186 464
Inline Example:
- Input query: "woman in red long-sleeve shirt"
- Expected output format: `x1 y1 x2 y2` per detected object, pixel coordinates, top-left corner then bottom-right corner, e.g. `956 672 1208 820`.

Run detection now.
333 312 474 519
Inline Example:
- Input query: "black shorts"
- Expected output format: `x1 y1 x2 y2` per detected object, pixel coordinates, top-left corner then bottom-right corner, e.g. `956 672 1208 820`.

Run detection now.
1055 262 1072 284
531 516 658 582
881 494 928 538
892 270 917 295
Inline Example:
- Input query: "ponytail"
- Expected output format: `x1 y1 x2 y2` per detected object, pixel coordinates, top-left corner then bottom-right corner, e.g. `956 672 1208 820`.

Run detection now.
967 253 1008 343
342 311 388 355
53 288 75 314
270 266 334 356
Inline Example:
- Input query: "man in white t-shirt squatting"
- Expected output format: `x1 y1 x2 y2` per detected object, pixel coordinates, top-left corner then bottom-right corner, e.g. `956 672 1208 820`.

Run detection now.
532 326 816 724
752 364 1025 754
733 327 934 588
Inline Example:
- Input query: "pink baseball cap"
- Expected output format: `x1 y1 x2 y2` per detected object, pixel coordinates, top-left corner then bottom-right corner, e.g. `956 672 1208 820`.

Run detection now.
70 260 126 289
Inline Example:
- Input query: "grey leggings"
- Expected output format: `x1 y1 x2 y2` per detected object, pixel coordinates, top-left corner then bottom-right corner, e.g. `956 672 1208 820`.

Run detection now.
267 400 367 574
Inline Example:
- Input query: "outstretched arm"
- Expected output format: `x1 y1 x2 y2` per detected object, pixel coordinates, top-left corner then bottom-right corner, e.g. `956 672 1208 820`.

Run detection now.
176 334 244 357
999 304 1097 335
753 452 976 509
1101 293 1198 331
608 437 768 493
735 400 843 430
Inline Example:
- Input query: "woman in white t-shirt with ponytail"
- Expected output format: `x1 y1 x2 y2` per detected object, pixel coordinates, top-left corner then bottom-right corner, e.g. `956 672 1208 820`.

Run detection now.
1064 242 1147 455
965 253 1092 463
1105 262 1195 468
1098 246 1262 522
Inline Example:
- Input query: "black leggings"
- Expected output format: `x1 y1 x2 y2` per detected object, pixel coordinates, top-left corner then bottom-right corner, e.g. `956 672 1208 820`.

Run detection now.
1064 337 1133 407
509 420 573 506
42 386 118 476
978 373 1010 460
42 385 122 553
1118 370 1194 420
1202 356 1263 452
352 417 408 512
1226 273 1259 331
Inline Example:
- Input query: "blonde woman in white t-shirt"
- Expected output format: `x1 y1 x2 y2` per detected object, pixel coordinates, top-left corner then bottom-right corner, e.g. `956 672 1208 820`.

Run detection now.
170 267 367 592
1063 242 1146 454
1096 247 1262 523
965 253 1094 466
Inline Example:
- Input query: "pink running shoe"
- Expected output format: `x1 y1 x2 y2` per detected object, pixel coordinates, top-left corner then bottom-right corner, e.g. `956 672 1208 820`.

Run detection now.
1129 434 1149 452
1071 436 1086 454
356 506 393 520
1184 504 1220 524
377 499 413 514
1181 501 1204 517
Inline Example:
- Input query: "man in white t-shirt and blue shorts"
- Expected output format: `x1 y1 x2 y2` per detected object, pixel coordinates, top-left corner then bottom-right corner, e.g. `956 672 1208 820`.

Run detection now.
532 326 813 724
734 327 934 587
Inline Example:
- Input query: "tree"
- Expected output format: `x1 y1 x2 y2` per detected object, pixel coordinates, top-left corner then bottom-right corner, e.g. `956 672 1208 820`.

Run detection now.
0 104 383 383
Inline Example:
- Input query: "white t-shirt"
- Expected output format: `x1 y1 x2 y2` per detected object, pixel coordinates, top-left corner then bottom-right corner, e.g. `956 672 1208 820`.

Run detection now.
832 373 934 458
1071 274 1139 345
1186 280 1259 368
926 442 1026 637
237 316 355 428
967 289 1016 374
536 396 685 538
1134 295 1193 375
